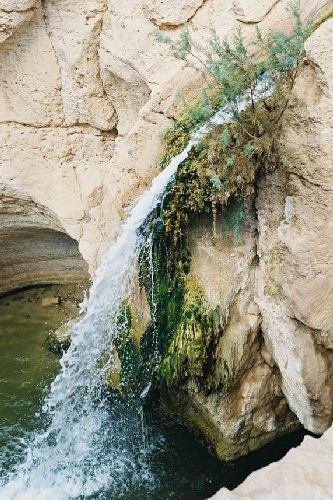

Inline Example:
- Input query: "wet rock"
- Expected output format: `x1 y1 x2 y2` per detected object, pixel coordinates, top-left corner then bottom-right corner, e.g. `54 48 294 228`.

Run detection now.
41 297 60 307
48 319 75 353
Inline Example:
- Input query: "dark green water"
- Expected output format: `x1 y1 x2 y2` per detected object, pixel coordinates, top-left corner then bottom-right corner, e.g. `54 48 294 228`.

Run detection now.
0 285 84 476
0 286 308 499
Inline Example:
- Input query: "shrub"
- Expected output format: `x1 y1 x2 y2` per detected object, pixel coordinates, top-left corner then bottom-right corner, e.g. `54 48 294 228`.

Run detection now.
157 1 312 242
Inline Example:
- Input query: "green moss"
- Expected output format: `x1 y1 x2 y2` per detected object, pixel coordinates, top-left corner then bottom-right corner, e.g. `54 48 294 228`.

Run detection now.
138 221 187 359
137 211 223 390
158 276 220 386
114 300 142 399
311 9 333 33
48 331 71 353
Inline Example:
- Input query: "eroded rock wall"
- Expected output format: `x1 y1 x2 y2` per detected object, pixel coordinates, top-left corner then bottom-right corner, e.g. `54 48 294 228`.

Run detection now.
163 213 300 460
256 18 333 435
0 184 89 294
4 0 330 271
2 0 333 465
172 14 333 458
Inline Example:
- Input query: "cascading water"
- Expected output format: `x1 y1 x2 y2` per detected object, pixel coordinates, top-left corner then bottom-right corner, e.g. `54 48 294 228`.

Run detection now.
0 81 273 499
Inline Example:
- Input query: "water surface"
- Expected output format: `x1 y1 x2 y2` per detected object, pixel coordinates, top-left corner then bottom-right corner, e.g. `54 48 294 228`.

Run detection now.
0 285 308 499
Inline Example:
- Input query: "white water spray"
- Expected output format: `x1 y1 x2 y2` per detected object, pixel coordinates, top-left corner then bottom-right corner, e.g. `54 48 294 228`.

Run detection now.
0 80 273 499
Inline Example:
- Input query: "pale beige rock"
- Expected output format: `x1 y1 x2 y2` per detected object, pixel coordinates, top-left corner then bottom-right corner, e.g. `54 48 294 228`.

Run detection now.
0 0 118 274
0 0 37 43
256 18 333 435
212 426 333 499
0 122 116 272
142 0 205 27
42 0 117 131
0 8 63 125
99 46 151 136
0 0 34 8
233 0 281 24
0 184 89 295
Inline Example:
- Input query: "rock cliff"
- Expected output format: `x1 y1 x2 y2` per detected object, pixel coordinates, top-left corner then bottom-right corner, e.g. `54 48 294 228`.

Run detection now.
1 0 333 493
212 424 333 499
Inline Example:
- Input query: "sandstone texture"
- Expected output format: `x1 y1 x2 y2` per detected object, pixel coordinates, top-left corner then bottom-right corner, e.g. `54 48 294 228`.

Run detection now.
0 0 37 43
2 0 333 492
142 0 206 27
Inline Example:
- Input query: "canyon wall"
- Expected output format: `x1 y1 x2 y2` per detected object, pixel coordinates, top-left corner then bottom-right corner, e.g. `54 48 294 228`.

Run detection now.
1 0 333 477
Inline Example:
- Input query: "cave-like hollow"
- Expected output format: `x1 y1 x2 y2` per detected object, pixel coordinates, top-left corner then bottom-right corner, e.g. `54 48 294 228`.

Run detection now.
0 189 90 296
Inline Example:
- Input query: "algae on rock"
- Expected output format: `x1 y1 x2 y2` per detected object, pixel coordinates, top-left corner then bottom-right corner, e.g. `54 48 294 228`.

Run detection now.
159 275 222 387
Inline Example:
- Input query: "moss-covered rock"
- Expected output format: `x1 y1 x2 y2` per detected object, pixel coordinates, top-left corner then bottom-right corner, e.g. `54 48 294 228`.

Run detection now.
158 275 221 386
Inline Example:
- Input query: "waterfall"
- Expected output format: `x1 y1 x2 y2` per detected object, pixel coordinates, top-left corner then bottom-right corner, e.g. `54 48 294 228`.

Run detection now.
0 79 273 499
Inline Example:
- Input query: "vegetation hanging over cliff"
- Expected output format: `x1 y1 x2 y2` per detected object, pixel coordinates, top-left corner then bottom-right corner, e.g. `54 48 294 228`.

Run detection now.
157 2 312 243
113 4 313 397
138 214 222 389
137 3 313 391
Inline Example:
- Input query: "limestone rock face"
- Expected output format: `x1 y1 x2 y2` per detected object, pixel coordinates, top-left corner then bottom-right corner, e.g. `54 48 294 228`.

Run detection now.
232 0 281 24
1 0 333 474
0 0 117 276
142 0 206 27
256 18 333 435
0 0 37 43
0 185 89 295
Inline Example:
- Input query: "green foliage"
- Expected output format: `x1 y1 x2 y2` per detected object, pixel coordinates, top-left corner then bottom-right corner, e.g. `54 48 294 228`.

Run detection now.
256 2 312 74
138 212 189 357
158 2 311 243
221 205 245 244
156 27 191 61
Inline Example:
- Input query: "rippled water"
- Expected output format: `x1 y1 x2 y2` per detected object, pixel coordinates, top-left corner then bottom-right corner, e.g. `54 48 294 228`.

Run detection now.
0 285 84 475
0 285 229 499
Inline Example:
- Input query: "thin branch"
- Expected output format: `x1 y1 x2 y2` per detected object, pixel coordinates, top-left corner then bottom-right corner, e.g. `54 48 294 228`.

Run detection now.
275 63 299 125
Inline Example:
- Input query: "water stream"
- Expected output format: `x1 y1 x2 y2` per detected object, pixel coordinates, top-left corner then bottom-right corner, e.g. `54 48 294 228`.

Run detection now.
0 81 285 499
3 285 265 500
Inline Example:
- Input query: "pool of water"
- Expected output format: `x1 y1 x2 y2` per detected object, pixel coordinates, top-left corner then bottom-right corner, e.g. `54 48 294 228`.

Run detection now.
0 285 308 499
0 284 86 476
